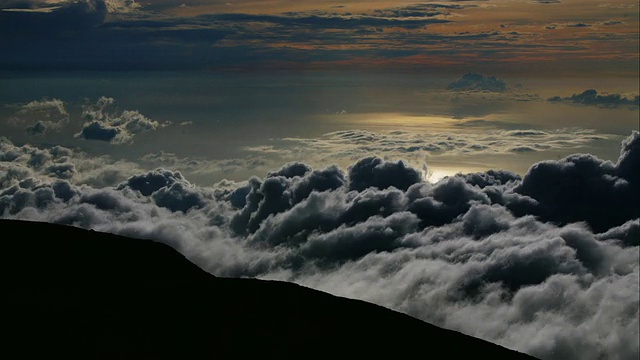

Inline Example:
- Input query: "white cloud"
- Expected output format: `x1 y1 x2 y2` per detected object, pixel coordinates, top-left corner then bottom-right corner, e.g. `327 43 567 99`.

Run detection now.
1 132 638 360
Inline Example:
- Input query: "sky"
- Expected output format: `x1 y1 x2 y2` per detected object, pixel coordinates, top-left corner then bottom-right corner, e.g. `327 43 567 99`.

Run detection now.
1 1 639 360
0 0 638 75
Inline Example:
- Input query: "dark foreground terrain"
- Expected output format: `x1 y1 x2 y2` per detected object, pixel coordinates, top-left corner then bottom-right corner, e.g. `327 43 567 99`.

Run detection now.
2 219 537 359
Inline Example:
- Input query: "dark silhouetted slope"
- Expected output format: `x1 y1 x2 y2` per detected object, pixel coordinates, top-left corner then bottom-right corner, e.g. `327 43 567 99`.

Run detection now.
2 220 538 359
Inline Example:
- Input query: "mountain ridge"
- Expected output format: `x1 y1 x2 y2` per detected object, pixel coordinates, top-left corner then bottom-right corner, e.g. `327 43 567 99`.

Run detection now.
2 219 538 359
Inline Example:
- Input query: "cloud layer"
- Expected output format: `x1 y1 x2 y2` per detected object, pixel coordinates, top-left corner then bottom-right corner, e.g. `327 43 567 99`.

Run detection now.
1 131 638 359
1 0 637 74
270 128 612 172
549 89 640 108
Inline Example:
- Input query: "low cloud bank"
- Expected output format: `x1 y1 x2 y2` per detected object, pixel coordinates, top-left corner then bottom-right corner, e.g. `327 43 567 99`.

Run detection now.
1 131 638 360
548 89 640 107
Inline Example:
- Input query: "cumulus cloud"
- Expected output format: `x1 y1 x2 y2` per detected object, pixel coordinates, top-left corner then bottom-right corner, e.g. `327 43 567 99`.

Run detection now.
548 89 640 107
76 97 168 144
7 98 69 136
447 73 510 93
1 132 638 360
103 0 141 14
0 136 145 188
512 132 640 232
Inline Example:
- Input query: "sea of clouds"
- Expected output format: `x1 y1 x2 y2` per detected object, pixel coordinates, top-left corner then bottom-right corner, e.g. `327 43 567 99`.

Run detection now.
1 126 638 360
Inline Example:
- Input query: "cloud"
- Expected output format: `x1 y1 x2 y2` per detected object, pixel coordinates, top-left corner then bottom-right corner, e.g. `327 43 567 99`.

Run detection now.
7 98 69 136
512 131 640 232
548 89 640 108
103 0 141 13
600 20 624 26
1 0 636 73
0 0 108 36
18 98 68 115
200 10 451 31
447 73 510 93
348 157 422 191
76 97 168 144
270 128 612 171
1 132 638 360
0 137 145 188
566 23 591 28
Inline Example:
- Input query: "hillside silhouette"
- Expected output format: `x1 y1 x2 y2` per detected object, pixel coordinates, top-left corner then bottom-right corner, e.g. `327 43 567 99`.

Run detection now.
2 219 538 359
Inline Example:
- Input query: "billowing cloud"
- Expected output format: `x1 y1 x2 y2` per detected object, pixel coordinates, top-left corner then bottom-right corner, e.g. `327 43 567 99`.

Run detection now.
511 132 640 232
7 98 69 136
0 137 145 187
548 89 640 108
76 97 168 144
1 132 638 360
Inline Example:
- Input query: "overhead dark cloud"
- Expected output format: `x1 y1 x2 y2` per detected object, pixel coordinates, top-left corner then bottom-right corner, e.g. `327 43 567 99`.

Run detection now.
0 132 638 360
0 0 636 73
0 0 107 37
548 89 640 108
0 1 226 70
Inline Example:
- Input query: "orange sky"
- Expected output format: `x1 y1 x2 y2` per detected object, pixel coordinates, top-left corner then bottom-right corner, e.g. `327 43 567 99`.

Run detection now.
1 0 638 75
162 0 639 75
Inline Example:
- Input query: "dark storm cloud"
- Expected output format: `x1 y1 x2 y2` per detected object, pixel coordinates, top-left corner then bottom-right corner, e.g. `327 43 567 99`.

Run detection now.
79 121 120 142
454 170 521 188
348 157 422 191
118 168 188 196
513 131 640 232
1 132 638 360
548 89 640 108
